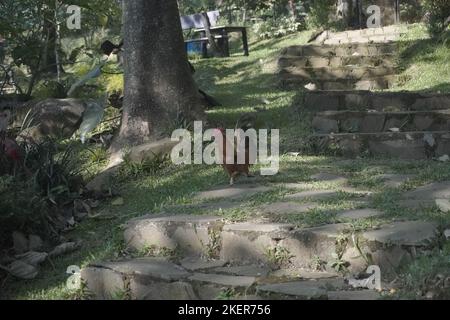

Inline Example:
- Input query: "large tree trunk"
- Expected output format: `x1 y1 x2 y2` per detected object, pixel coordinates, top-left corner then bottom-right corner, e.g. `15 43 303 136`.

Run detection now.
111 0 206 154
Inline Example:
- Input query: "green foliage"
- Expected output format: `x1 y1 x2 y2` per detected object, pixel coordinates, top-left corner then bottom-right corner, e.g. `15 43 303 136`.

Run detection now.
305 0 335 30
397 243 450 299
118 152 171 180
400 0 424 23
0 139 84 248
252 16 304 39
422 0 450 36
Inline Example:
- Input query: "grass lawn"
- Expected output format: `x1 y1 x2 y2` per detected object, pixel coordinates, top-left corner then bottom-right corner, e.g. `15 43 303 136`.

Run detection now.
1 24 450 299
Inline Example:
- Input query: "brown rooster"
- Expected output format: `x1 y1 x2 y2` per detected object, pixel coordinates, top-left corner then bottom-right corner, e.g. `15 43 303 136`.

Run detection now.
215 113 258 186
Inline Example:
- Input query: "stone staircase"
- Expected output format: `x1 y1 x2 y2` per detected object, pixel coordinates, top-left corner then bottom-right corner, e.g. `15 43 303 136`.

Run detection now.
278 26 405 90
279 26 450 159
79 181 445 300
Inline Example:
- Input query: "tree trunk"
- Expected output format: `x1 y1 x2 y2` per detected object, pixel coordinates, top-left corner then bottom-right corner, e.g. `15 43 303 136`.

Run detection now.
289 0 297 18
111 0 206 153
201 12 224 57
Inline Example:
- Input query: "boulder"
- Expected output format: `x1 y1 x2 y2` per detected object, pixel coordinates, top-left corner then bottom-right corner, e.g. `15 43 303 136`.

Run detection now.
15 99 86 141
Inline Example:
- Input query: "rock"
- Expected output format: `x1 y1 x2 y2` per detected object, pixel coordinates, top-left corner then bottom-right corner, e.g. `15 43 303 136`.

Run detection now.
15 99 85 142
438 155 450 162
12 231 28 254
212 265 270 277
194 186 271 201
220 222 294 264
189 273 256 287
435 199 450 213
28 235 43 251
397 199 435 209
368 139 427 160
257 279 344 299
109 138 178 168
259 202 318 215
6 260 39 280
80 267 127 299
15 251 48 267
85 166 119 193
310 173 348 184
414 115 434 131
124 215 223 255
49 241 81 258
423 133 436 147
327 290 380 300
304 83 318 91
93 258 190 281
284 190 338 201
444 229 450 240
312 117 339 134
180 257 227 271
336 208 383 220
377 174 414 188
362 221 437 246
130 280 197 300
360 114 386 133
403 181 450 200
270 269 338 280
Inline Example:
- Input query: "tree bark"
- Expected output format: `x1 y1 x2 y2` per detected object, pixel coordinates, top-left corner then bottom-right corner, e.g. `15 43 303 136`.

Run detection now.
201 12 224 57
288 0 297 18
111 0 206 153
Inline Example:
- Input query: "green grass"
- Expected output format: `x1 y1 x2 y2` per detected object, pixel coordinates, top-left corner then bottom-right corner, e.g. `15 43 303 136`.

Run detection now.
392 24 450 93
2 24 450 299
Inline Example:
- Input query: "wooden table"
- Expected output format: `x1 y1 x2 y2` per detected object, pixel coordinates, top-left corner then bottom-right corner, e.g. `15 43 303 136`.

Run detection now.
193 26 249 57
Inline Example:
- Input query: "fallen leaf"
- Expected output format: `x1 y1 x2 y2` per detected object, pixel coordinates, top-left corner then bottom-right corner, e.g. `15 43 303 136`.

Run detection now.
15 251 48 267
49 242 82 258
5 260 39 279
111 197 124 206
435 199 450 213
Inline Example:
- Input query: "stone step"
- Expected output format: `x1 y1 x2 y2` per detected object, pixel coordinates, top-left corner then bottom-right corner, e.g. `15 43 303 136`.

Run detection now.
312 110 450 134
278 54 397 69
323 34 400 45
309 131 450 159
80 256 385 300
282 76 395 90
280 66 397 81
281 43 397 58
300 90 450 112
123 214 439 277
326 26 404 39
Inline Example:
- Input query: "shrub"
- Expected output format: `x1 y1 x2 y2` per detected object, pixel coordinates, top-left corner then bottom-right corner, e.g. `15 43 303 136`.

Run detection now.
0 139 84 249
422 0 450 35
252 16 304 40
400 0 424 23
306 0 336 30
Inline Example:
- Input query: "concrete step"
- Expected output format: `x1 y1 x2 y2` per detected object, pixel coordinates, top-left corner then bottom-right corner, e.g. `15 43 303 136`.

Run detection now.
278 54 397 69
279 66 397 81
281 42 397 58
282 75 396 90
123 214 439 278
300 91 450 112
309 131 450 159
312 110 450 134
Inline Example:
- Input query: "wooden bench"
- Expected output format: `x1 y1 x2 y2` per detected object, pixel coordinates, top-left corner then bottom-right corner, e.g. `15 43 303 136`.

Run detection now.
180 11 248 58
